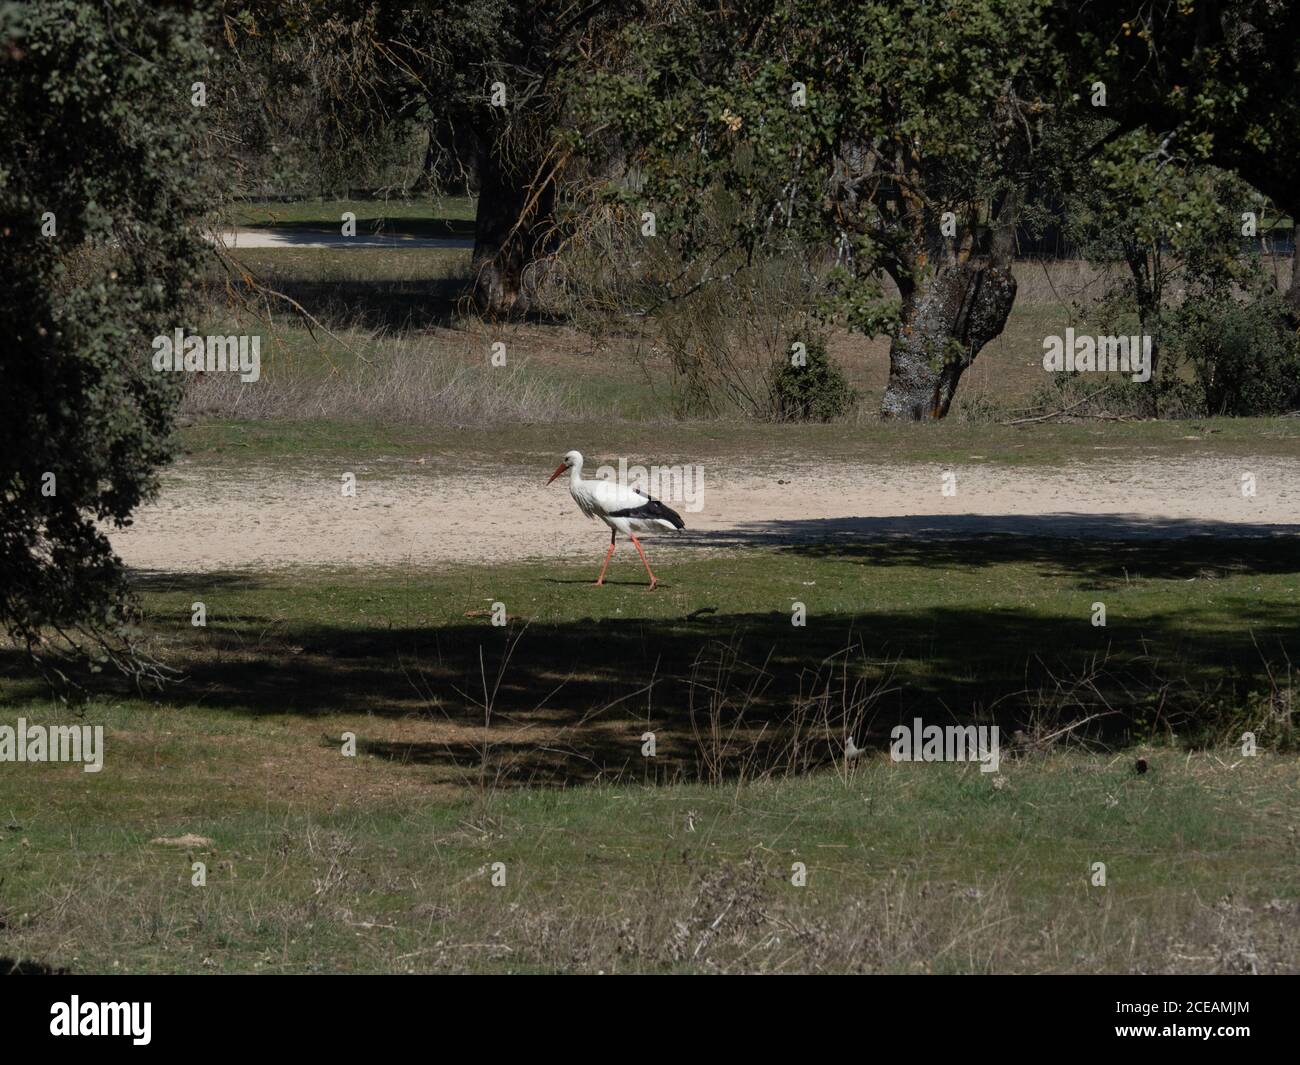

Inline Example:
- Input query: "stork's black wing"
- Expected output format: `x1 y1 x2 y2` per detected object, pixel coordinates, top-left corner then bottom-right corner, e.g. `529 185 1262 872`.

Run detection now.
607 498 686 529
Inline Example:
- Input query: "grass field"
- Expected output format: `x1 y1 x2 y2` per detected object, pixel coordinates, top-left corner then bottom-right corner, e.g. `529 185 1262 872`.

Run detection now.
227 196 478 236
4 541 1298 972
1 702 1296 973
176 414 1300 471
8 539 1300 771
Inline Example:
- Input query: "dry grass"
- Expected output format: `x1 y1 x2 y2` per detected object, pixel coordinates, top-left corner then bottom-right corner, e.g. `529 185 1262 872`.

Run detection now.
180 325 578 428
2 719 1296 973
198 243 1295 427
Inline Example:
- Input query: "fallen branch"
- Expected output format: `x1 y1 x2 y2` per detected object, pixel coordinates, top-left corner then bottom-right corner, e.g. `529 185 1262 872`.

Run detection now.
1000 385 1114 426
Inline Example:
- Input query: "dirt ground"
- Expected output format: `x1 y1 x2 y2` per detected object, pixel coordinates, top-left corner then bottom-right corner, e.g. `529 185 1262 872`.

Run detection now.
110 455 1300 571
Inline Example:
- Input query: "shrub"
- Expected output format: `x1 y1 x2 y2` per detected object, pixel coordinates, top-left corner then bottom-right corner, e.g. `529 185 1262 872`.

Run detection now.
0 1 210 681
770 336 856 422
1162 287 1300 417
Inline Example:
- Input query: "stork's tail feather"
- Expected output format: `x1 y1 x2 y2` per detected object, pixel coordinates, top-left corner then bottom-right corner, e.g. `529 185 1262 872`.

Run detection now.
657 501 686 531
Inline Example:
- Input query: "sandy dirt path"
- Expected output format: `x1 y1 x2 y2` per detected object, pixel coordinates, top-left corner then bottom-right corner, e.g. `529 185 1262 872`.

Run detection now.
110 457 1299 572
213 227 474 250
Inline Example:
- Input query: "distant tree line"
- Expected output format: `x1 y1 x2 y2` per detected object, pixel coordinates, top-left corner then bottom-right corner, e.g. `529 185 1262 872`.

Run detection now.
209 0 1300 416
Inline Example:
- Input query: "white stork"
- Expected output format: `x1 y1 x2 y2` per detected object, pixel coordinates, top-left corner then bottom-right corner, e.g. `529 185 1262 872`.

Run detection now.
546 450 685 589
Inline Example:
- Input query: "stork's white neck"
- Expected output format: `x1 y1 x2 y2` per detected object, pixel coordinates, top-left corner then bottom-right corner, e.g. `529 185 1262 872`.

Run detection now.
566 459 601 520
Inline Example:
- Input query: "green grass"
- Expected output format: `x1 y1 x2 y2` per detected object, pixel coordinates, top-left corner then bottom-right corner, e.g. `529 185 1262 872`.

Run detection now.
157 548 1300 743
226 246 471 285
212 248 472 336
176 414 1300 471
6 539 1298 775
0 703 1295 972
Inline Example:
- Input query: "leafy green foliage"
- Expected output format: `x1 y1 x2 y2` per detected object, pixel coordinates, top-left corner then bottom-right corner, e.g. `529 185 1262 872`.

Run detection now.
771 336 856 422
583 0 1057 303
1163 285 1300 417
1062 122 1296 417
0 1 211 677
573 1 1064 417
1055 0 1300 222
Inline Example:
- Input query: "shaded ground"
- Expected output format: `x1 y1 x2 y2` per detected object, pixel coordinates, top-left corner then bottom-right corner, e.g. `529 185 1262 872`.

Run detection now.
11 531 1299 790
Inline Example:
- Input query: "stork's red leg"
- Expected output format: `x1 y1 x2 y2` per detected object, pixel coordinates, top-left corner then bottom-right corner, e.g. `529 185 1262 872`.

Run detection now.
594 532 616 586
628 533 658 590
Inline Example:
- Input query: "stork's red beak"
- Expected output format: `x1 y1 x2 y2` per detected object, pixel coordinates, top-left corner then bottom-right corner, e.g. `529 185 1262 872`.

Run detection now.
546 463 567 485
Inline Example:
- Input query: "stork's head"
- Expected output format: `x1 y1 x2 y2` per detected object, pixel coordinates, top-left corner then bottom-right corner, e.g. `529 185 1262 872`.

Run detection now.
546 450 583 485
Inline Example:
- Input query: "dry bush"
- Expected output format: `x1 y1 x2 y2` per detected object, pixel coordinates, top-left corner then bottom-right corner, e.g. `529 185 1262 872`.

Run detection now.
685 636 894 784
653 256 833 418
548 194 834 419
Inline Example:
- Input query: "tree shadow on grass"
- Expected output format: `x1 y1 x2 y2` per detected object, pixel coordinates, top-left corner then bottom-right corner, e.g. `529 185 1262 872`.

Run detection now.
0 956 68 975
215 273 569 333
4 534 1297 786
684 514 1300 561
131 570 274 593
248 276 471 332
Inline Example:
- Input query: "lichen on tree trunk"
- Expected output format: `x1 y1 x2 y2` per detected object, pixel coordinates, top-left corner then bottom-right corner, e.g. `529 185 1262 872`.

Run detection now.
881 259 1018 420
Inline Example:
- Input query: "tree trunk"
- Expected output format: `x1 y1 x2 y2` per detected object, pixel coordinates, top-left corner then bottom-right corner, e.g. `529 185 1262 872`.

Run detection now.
1285 243 1300 330
1123 243 1163 417
880 260 1018 419
470 147 557 319
422 114 481 194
